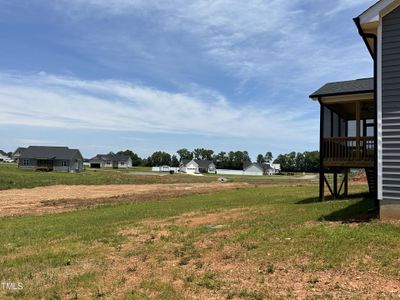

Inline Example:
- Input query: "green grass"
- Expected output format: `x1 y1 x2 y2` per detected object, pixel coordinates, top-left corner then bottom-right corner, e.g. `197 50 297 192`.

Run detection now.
0 163 314 190
0 183 399 299
0 164 215 190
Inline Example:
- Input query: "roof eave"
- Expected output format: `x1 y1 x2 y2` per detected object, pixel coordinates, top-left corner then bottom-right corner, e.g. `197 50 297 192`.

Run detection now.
309 89 374 100
353 17 376 58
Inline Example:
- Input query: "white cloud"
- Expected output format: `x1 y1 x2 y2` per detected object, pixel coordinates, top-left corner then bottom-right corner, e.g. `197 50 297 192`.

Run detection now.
52 0 373 88
327 0 375 15
0 72 317 144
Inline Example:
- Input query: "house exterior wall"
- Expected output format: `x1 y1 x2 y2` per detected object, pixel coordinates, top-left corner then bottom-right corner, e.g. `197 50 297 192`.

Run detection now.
243 165 264 176
69 153 84 172
208 163 216 173
185 161 199 174
18 159 37 169
53 160 71 172
381 6 400 216
91 158 131 169
18 156 83 172
118 158 132 168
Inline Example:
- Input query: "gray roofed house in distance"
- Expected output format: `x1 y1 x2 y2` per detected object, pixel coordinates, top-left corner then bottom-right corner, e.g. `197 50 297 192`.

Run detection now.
18 146 84 172
89 153 132 169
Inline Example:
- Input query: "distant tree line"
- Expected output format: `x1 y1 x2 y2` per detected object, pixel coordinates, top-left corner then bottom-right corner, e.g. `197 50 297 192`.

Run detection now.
273 151 319 173
115 148 320 172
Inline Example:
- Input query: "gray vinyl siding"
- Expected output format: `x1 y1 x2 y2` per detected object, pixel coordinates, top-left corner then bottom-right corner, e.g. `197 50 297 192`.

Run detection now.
382 6 400 200
18 159 37 169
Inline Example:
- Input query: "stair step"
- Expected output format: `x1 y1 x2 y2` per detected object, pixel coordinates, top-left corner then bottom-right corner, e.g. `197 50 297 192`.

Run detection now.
365 168 376 195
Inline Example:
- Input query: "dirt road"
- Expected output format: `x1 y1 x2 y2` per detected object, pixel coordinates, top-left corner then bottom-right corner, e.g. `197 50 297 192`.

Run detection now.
0 182 249 217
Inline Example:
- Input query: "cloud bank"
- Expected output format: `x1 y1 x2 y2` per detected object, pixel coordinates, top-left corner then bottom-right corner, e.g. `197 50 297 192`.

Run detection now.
0 72 316 143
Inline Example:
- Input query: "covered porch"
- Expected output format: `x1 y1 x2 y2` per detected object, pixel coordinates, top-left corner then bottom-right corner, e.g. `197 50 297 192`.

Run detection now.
310 78 376 201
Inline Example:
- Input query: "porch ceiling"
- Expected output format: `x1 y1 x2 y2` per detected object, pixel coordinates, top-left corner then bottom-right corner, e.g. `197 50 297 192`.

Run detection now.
321 92 374 120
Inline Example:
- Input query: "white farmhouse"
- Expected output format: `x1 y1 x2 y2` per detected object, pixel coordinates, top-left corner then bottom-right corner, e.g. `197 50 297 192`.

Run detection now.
180 159 216 174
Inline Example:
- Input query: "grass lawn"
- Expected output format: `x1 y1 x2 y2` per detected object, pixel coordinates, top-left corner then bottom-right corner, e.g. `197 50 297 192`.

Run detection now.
0 163 314 191
0 183 399 299
0 164 214 190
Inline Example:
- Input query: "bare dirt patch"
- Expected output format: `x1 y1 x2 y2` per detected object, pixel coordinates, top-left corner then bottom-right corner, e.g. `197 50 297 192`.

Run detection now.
0 182 249 217
140 208 252 230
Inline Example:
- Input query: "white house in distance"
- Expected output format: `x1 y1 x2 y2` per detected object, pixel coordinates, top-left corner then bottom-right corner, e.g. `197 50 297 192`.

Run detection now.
266 163 281 175
89 153 132 169
217 162 281 176
243 162 281 176
180 159 216 174
0 150 12 162
243 163 265 176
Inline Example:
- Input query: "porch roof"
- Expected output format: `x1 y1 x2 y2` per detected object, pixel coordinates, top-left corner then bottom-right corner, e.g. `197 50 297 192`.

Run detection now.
310 78 374 100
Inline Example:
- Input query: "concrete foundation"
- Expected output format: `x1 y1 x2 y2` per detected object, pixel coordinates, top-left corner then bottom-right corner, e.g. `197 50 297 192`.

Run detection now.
380 200 400 220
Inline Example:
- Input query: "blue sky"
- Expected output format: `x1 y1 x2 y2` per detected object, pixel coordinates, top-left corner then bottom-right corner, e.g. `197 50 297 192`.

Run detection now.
0 0 376 160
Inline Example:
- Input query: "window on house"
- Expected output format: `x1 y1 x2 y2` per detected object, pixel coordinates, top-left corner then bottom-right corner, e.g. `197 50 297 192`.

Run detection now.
23 159 29 166
61 161 68 167
120 162 125 165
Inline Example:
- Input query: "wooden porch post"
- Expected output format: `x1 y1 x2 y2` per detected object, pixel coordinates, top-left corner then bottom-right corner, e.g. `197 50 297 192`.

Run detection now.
333 169 338 198
356 101 361 160
319 101 325 201
344 169 349 197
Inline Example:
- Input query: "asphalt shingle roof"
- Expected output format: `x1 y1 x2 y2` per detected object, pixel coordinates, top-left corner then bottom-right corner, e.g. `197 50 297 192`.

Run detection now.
310 78 374 99
90 153 130 162
19 146 82 160
193 159 213 168
180 159 191 166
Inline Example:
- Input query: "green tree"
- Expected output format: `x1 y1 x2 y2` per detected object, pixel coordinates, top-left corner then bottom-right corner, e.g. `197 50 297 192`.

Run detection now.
171 155 179 167
148 151 171 166
257 154 266 164
303 151 320 172
274 151 319 172
213 151 228 168
265 152 273 163
226 151 251 170
193 148 214 160
295 152 305 172
177 148 193 161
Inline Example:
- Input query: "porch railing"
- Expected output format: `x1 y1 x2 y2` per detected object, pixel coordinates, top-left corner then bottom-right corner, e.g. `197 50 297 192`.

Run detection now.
323 136 374 163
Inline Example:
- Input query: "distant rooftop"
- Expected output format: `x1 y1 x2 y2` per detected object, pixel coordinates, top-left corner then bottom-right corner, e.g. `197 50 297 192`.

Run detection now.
19 146 81 160
310 78 374 99
90 153 131 162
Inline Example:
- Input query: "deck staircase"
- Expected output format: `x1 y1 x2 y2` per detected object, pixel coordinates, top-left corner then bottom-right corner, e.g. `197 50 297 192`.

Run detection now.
365 168 376 195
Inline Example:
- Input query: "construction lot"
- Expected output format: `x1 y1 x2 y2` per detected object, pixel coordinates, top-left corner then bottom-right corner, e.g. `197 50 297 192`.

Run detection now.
0 164 399 299
0 182 249 217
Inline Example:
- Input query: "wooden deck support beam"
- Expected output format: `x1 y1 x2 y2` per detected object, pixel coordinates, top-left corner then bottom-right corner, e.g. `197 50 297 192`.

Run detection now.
356 101 361 160
323 175 334 197
319 100 325 202
333 169 338 198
